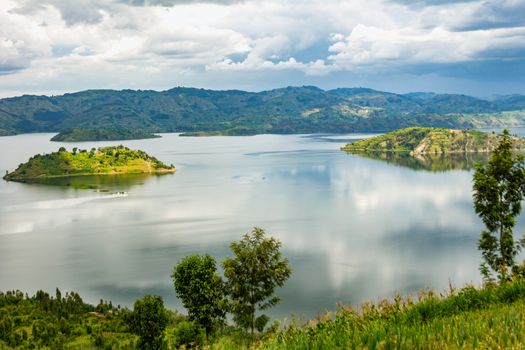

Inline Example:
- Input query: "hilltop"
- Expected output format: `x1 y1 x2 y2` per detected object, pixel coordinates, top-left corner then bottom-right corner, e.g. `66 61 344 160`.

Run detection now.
3 146 175 182
341 127 525 155
1 86 525 139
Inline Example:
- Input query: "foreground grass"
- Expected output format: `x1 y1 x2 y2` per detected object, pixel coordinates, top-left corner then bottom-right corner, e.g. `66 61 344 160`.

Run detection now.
212 280 525 350
251 301 524 350
3 280 525 349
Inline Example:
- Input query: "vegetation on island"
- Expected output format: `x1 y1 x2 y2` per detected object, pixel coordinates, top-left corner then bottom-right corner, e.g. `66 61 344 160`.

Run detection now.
3 132 525 349
51 128 160 142
341 127 525 155
3 146 175 182
2 86 525 139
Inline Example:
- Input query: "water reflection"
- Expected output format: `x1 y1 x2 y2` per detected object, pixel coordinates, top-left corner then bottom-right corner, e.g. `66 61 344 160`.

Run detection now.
345 151 490 172
16 173 174 191
4 132 525 321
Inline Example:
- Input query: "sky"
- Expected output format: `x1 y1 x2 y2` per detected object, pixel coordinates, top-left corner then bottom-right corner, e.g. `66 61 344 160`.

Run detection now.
1 0 525 98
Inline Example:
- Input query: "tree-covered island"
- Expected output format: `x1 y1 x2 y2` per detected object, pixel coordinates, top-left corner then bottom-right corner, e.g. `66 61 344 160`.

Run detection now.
3 146 175 182
341 127 525 155
50 128 161 142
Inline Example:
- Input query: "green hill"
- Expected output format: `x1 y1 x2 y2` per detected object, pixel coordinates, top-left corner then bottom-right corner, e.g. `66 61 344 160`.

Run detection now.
341 127 525 155
2 86 525 139
3 146 175 182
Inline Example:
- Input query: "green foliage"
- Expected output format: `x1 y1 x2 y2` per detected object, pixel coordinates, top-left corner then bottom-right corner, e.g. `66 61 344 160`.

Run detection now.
3 145 175 182
2 86 525 138
51 128 161 142
172 254 225 337
341 127 525 155
169 320 203 349
129 295 169 350
0 289 136 349
473 129 525 282
222 227 292 334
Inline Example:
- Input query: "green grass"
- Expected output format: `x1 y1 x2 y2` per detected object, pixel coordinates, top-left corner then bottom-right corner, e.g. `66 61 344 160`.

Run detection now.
3 145 175 182
210 279 525 350
3 280 525 349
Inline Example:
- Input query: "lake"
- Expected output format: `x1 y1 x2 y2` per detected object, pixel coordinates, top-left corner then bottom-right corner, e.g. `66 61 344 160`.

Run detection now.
1 131 524 321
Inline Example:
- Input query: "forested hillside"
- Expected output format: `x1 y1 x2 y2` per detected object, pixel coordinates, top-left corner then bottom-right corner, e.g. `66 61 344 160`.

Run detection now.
2 86 525 137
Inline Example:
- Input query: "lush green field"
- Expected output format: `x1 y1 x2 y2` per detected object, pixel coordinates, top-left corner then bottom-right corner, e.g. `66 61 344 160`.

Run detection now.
341 127 525 155
50 128 161 142
3 146 175 182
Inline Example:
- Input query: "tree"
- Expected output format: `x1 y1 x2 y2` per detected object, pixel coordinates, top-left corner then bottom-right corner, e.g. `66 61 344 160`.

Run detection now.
171 254 225 337
222 227 292 333
473 129 525 282
129 295 168 350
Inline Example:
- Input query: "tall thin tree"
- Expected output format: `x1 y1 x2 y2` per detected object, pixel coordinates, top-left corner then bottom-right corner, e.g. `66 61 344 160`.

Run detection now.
473 129 525 282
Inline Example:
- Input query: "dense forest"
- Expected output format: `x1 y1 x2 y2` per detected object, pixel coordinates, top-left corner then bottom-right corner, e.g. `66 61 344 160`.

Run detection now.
2 86 525 138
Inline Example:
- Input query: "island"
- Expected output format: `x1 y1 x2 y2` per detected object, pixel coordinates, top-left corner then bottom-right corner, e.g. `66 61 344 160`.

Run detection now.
3 145 175 182
50 128 161 142
341 127 525 155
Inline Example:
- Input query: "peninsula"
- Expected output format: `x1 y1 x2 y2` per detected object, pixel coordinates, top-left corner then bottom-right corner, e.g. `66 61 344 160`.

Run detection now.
3 146 175 182
341 127 525 155
50 128 161 142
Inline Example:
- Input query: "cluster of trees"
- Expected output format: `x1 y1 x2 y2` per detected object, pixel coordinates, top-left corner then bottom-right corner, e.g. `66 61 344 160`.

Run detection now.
126 227 291 349
0 289 134 349
172 228 292 341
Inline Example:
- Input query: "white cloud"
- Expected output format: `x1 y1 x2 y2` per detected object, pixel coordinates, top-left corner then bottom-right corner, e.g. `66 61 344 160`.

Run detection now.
0 0 524 96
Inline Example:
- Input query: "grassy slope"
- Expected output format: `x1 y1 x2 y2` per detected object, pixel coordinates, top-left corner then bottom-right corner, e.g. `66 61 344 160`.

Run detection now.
214 279 525 350
341 127 525 155
2 280 525 348
3 146 175 181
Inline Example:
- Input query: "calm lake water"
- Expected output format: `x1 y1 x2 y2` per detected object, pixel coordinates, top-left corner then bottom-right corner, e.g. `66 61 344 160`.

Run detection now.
1 131 525 320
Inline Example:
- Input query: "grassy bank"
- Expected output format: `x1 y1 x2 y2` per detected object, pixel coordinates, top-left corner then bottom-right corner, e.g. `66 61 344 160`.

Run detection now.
2 280 525 349
214 279 525 349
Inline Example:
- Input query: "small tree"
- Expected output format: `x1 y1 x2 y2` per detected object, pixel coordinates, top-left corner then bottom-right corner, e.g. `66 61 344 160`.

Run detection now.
222 227 291 333
473 129 525 282
129 295 168 350
172 254 225 337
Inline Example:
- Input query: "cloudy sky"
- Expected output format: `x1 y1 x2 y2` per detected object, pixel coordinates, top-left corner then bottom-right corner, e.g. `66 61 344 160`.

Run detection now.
1 0 524 98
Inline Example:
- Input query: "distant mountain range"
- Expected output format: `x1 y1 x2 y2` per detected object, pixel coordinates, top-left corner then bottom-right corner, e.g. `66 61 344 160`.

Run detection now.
2 86 525 137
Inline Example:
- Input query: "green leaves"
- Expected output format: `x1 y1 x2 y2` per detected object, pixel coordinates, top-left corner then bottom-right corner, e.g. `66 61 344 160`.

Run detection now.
172 228 292 338
171 254 225 337
473 129 525 282
222 227 292 333
129 295 169 350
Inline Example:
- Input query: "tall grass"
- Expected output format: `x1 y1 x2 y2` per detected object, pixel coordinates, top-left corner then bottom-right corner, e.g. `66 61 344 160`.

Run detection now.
210 279 525 350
